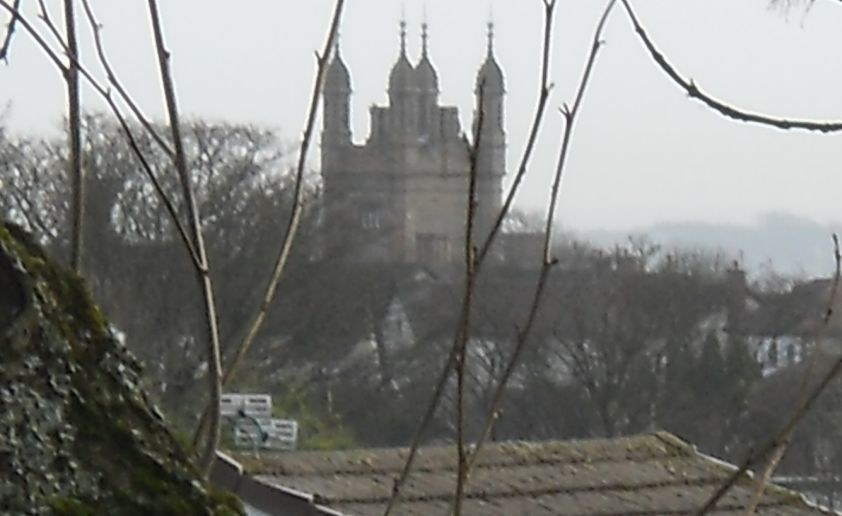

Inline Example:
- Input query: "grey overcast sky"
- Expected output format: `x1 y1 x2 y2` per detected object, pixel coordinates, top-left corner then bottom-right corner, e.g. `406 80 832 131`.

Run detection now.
1 0 841 231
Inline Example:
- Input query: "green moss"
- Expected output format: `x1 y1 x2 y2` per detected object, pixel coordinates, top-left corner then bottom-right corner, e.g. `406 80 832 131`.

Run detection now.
49 496 96 516
1 221 244 515
208 488 246 515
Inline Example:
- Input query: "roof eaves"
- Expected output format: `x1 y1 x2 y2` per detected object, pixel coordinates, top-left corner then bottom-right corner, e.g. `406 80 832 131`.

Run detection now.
211 452 350 516
687 445 840 515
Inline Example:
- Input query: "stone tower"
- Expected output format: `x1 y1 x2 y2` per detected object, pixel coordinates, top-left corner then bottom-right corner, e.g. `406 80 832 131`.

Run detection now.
320 21 506 266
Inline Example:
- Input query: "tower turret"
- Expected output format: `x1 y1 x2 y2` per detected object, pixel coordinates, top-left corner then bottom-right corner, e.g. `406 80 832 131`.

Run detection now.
322 40 352 148
388 20 419 141
414 23 439 95
388 21 415 103
473 22 506 246
414 22 439 140
474 22 505 142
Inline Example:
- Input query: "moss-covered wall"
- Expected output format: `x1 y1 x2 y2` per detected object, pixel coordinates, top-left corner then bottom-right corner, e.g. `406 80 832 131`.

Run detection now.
0 222 242 515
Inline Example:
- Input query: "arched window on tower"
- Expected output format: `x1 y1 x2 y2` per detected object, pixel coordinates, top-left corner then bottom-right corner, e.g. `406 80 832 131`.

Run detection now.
361 204 384 231
418 97 429 141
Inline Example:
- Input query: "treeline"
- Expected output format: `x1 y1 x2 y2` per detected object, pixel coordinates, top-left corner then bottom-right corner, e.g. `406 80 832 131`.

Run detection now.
0 114 307 422
1 116 840 481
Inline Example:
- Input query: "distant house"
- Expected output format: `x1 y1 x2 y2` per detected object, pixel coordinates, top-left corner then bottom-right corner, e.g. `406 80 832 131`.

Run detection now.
750 334 807 376
744 278 842 376
211 432 835 515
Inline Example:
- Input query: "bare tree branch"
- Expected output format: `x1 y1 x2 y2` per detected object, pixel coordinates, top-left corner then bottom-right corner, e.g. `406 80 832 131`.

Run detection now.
767 0 842 11
0 1 66 71
463 0 617 485
475 0 556 265
79 0 175 159
385 3 561 514
189 0 346 455
0 0 201 269
36 0 70 56
63 0 83 272
146 0 223 479
696 235 841 514
221 0 345 398
621 0 842 133
739 234 841 515
0 0 19 62
452 81 486 516
740 234 840 513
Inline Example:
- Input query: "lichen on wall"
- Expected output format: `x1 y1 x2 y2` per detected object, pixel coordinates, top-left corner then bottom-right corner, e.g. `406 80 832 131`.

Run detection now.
0 222 242 515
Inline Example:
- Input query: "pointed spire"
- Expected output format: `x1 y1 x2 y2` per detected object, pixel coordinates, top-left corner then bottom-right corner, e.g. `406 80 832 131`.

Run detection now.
477 19 504 95
421 3 430 57
399 18 407 56
325 29 350 94
421 22 429 58
415 18 438 93
389 15 414 95
334 30 342 58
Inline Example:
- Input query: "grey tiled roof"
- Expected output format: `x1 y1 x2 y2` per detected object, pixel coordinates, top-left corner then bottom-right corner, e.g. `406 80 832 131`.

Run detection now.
235 432 834 515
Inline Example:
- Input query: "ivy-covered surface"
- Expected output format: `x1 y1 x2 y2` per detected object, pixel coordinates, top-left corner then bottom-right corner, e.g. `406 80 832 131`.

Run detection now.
0 222 242 515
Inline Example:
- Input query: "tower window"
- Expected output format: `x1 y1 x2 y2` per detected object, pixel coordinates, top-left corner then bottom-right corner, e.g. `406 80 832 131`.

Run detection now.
362 209 383 230
417 233 450 262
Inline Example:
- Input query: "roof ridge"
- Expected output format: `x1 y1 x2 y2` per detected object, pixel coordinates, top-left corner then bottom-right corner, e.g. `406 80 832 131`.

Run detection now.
652 430 696 454
251 451 697 479
241 432 695 478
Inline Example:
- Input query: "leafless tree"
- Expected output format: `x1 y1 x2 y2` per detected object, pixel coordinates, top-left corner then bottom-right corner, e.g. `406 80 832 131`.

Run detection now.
616 1 842 512
5 0 842 511
0 0 345 478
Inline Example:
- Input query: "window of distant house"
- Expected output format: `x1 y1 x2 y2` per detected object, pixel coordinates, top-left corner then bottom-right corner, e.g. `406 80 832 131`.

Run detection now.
768 339 778 366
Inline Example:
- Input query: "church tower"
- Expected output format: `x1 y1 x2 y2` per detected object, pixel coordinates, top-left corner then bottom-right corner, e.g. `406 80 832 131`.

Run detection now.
318 18 508 265
473 22 506 245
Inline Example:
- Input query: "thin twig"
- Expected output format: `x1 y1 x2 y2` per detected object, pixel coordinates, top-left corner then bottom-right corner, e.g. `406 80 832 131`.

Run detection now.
36 0 69 56
0 0 201 269
79 0 175 159
621 0 842 134
476 0 556 265
0 0 19 62
104 112 194 263
63 0 83 272
383 4 560 514
222 0 344 397
740 234 841 515
147 0 223 478
189 0 346 454
463 0 617 484
696 234 841 514
822 235 841 327
0 1 66 71
452 81 485 516
383 302 467 515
